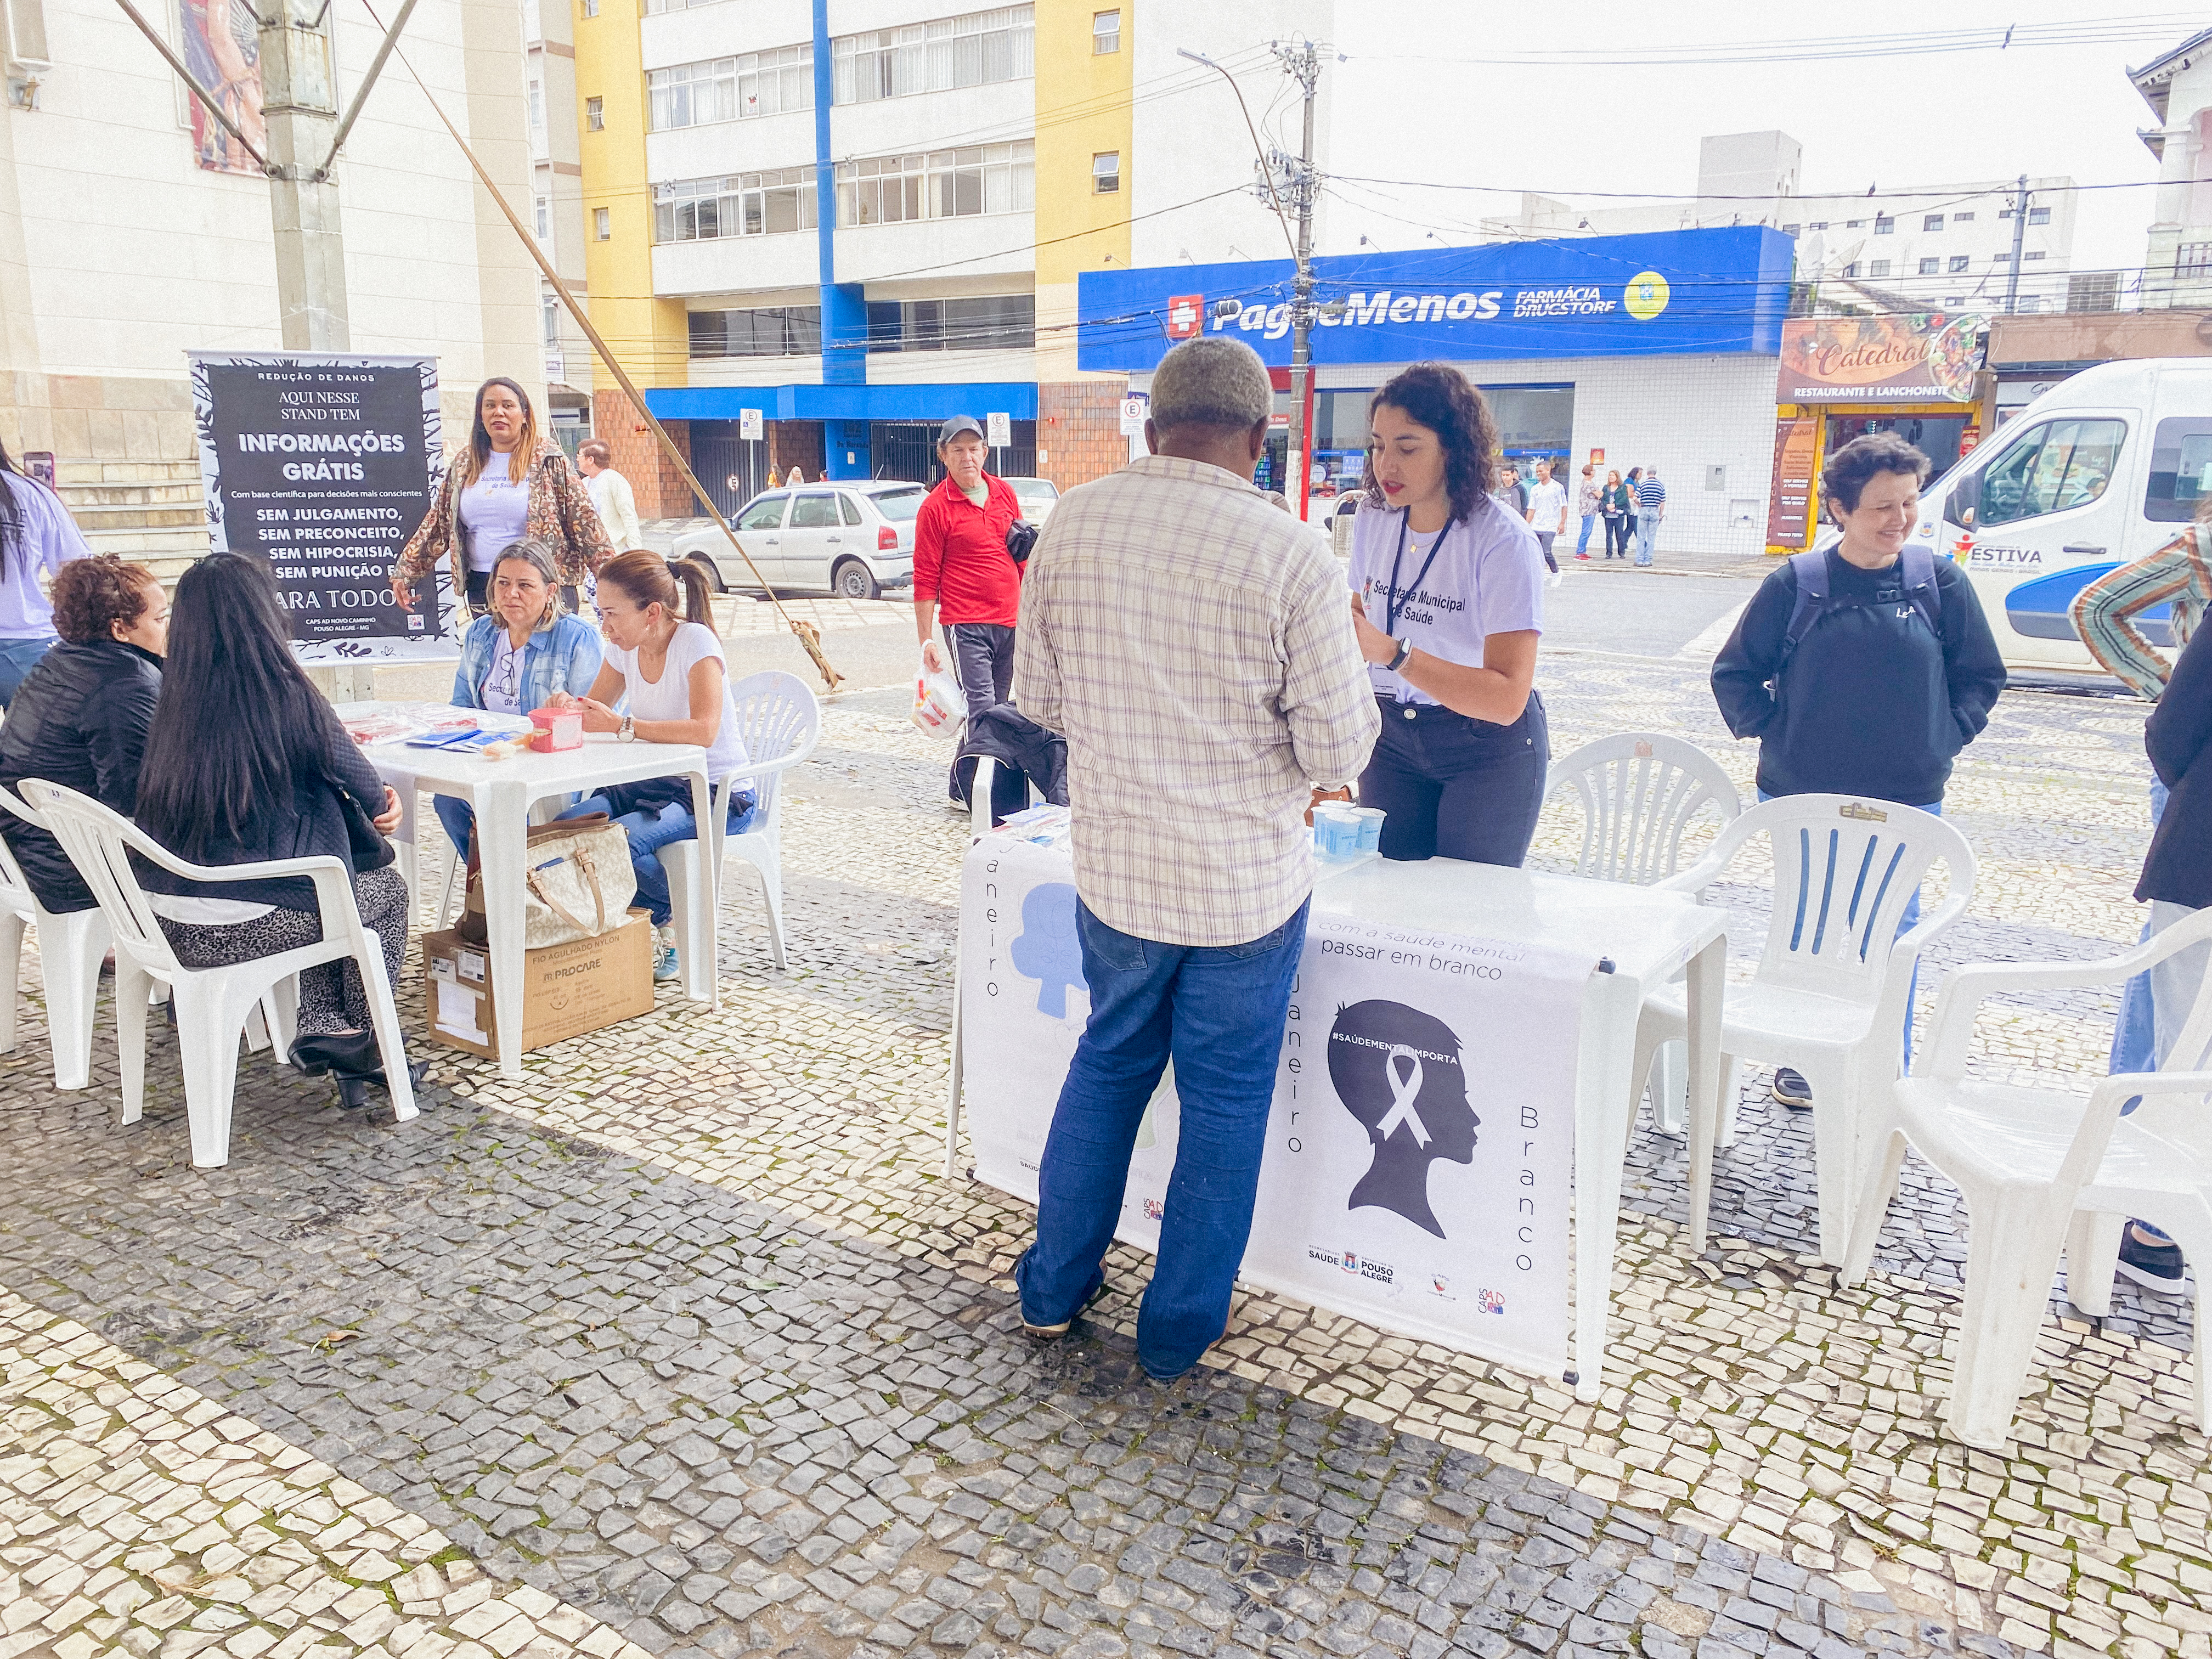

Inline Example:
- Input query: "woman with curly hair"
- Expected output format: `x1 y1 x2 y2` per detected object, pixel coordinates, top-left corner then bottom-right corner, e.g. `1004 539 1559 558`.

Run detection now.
1347 361 1549 866
0 556 167 913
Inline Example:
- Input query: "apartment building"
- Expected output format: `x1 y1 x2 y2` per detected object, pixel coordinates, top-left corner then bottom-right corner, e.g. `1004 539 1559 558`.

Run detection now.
573 0 1333 516
526 0 596 449
0 0 540 580
2133 27 2212 310
1485 132 2080 318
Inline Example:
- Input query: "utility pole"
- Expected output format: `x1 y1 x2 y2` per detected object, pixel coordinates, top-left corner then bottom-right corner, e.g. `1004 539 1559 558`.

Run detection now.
261 0 351 350
2004 173 2029 315
1276 38 1319 521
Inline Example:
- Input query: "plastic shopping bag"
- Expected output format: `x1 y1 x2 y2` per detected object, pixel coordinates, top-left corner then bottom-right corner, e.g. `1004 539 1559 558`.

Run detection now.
912 651 967 736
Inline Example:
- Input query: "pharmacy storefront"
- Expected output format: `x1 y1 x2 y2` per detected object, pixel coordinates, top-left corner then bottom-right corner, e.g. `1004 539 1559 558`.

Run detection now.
1077 228 1795 557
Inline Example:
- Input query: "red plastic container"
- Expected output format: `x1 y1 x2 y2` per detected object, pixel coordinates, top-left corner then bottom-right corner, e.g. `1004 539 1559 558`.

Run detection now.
528 707 584 752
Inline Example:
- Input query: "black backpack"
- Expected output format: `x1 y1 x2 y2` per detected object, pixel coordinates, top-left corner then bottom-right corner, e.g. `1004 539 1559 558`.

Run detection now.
1779 545 1942 670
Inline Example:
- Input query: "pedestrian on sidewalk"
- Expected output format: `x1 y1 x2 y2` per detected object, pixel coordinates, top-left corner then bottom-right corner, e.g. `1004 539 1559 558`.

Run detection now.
0 439 93 707
1621 466 1643 562
2122 612 2212 1295
390 377 612 622
1710 432 2004 1110
1574 462 1601 560
2070 498 2212 1294
577 441 643 554
1527 458 1566 586
1601 470 1630 558
1011 336 1378 1382
1634 466 1667 566
913 415 1026 820
1351 362 1550 867
1492 458 1528 519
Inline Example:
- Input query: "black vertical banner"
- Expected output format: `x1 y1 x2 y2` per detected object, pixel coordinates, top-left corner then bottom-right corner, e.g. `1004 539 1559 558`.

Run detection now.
188 352 460 662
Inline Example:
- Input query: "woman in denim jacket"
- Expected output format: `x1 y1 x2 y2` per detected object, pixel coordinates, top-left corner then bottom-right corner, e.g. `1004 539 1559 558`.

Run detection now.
430 538 603 856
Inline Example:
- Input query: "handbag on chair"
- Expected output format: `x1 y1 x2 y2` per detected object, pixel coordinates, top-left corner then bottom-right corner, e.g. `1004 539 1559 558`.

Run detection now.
456 814 639 949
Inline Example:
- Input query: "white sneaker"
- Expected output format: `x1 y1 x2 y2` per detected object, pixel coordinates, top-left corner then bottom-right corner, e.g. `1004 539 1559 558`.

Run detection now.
1545 570 1564 588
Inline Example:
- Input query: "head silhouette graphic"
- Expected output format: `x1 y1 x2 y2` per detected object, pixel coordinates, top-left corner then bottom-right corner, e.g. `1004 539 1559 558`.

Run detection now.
1008 881 1086 1018
1327 1000 1478 1239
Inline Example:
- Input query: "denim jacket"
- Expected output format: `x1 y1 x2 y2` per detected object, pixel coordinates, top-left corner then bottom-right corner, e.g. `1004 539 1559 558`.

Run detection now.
451 613 603 713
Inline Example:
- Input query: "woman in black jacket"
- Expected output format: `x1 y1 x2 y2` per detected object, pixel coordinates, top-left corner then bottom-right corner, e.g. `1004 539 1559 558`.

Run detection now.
0 557 167 912
133 554 421 1104
1710 432 2006 1107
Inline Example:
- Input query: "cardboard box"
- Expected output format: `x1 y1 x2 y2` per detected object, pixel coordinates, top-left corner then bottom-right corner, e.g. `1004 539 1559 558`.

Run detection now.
422 909 654 1059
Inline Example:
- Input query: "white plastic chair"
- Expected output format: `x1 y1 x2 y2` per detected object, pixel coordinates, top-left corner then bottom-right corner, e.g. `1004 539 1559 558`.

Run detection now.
0 784 113 1090
1841 907 2212 1447
23 780 417 1169
661 670 821 973
1639 793 1977 1264
1545 735 1742 1135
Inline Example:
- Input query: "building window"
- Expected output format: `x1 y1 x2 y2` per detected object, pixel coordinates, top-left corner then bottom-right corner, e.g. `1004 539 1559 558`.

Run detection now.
647 46 814 131
2029 205 2050 225
594 207 610 239
1092 151 1120 194
1945 296 1963 306
2024 250 2045 262
1949 255 1970 273
1841 262 1859 278
1092 9 1119 52
1992 252 2011 264
528 79 544 135
1918 257 1938 274
586 96 603 131
580 0 596 14
689 306 822 358
836 141 1034 225
2179 242 2212 276
541 291 561 350
1873 215 1893 234
2018 297 2045 313
1923 213 1943 230
865 294 1035 353
831 6 1034 105
1953 211 1974 223
1844 218 1864 228
534 194 551 238
1868 259 1891 277
1808 221 1827 230
653 167 819 241
1779 223 1799 235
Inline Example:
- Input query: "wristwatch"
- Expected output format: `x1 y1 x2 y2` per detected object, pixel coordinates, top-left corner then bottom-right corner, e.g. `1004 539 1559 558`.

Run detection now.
617 715 636 743
1387 637 1413 674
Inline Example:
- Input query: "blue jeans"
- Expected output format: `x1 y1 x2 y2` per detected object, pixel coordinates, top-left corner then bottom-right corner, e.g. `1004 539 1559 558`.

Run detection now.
1761 792 1940 1069
0 635 55 708
2110 776 2171 1080
554 781 759 926
1575 512 1596 556
1634 516 1660 565
1015 896 1310 1380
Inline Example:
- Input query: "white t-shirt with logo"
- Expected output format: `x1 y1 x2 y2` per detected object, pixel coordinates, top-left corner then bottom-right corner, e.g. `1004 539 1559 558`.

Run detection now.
1527 478 1567 533
1346 499 1547 708
482 630 527 713
603 621 752 786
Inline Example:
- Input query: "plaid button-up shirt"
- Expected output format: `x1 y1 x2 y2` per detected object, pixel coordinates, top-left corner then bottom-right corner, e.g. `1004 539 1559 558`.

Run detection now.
1014 454 1381 948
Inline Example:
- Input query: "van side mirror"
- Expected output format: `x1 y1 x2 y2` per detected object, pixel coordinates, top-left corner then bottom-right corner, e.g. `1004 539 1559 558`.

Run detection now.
1948 479 1977 529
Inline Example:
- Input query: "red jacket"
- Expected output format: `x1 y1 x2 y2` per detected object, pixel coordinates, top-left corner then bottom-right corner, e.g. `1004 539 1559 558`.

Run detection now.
913 473 1022 628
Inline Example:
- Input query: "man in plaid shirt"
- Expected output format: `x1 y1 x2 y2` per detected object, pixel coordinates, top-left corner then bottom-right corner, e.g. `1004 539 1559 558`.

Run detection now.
1011 337 1379 1380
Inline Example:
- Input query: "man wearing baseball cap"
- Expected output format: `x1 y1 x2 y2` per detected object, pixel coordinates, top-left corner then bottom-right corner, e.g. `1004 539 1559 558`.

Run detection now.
915 413 1026 813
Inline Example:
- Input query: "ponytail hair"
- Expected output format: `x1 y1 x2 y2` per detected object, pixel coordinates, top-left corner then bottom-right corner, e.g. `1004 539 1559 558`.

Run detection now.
598 549 718 635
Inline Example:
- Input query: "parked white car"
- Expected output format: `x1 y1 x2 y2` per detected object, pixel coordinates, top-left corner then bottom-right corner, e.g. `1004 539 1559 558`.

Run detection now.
1003 476 1060 523
675 482 926 601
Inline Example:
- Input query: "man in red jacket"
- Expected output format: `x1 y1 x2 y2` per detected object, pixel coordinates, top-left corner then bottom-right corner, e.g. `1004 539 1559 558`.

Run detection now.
913 414 1024 810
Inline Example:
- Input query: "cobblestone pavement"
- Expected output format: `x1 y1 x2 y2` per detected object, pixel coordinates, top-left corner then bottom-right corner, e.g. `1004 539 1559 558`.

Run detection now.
0 651 2201 1659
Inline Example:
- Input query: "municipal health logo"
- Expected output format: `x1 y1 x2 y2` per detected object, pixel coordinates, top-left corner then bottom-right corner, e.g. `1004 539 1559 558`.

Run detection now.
1305 1246 1397 1287
1142 1197 1164 1221
1477 1288 1506 1316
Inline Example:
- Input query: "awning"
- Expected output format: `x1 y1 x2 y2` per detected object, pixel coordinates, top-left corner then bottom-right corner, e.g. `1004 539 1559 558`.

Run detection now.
644 382 1039 423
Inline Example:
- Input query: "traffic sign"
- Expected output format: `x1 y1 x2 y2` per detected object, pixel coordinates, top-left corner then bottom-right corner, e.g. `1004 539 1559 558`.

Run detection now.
1119 394 1149 436
739 408 764 441
986 411 1012 448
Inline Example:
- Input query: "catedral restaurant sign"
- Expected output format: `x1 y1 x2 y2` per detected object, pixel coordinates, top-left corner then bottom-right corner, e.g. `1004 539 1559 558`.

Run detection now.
1075 226 1795 371
1777 311 1987 404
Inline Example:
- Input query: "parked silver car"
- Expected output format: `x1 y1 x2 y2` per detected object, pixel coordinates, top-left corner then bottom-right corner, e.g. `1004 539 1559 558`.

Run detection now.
676 481 926 600
1002 476 1060 523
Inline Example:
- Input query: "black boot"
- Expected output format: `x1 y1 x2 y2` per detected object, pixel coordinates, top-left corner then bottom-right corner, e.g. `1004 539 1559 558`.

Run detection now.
335 1060 432 1111
291 1029 385 1079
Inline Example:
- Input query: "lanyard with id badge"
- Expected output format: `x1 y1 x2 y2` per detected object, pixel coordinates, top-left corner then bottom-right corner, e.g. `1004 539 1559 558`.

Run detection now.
1381 512 1449 702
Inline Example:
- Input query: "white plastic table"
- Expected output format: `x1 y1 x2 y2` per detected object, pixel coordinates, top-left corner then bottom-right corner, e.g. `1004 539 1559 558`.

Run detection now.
1308 858 1726 1401
350 708 715 1080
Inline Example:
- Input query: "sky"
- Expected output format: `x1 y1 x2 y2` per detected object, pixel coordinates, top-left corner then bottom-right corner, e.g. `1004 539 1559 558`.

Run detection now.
1305 2 2194 276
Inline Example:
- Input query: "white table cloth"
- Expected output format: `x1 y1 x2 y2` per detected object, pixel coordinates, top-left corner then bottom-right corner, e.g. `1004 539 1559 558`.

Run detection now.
347 704 716 1080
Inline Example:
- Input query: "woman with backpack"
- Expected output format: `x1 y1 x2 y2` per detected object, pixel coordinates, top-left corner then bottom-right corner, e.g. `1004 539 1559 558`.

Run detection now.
1711 432 2004 1108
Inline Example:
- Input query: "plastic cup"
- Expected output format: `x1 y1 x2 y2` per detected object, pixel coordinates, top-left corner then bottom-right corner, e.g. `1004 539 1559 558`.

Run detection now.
1313 805 1358 860
1350 807 1385 852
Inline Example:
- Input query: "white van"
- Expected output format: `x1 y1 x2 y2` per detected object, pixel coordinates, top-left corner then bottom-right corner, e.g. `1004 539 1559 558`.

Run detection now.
1889 357 2212 676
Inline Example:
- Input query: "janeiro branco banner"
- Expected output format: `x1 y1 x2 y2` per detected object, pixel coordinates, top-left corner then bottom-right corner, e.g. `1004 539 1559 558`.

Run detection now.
189 351 461 665
956 834 1585 1379
1776 311 1985 404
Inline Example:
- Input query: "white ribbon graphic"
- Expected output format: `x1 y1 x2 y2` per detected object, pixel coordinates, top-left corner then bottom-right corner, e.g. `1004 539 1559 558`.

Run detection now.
1375 1045 1432 1147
